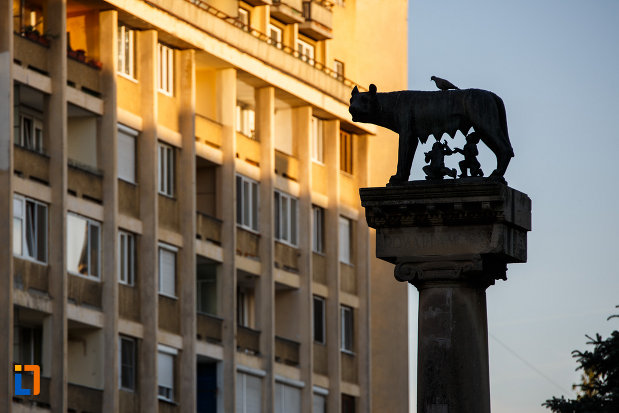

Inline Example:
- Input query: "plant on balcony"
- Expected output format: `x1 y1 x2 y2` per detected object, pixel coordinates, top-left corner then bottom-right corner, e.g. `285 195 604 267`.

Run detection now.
22 25 50 47
67 35 102 70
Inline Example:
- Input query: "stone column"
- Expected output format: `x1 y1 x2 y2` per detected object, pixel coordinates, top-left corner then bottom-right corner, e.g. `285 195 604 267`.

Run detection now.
216 67 237 413
98 10 119 413
137 29 159 413
0 0 13 409
323 119 342 413
178 48 197 412
294 106 314 413
360 181 531 413
256 85 275 412
47 1 69 411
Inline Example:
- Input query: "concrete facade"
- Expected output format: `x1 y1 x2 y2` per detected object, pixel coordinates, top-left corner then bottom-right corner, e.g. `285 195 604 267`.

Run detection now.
4 1 408 412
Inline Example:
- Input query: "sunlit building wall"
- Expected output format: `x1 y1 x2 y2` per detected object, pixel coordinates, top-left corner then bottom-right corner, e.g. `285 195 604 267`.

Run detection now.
0 0 408 412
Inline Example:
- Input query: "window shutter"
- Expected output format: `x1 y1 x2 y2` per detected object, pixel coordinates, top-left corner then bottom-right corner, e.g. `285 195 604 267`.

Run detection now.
157 352 174 389
339 217 351 263
118 129 136 182
313 393 327 413
245 373 262 413
159 248 176 296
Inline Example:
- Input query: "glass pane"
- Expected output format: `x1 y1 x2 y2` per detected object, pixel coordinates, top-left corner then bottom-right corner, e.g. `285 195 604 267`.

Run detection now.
117 27 123 71
24 201 36 258
282 196 288 241
89 223 100 277
236 176 243 225
13 217 22 256
290 198 297 245
243 181 250 227
274 192 280 239
127 235 134 285
67 215 88 275
251 182 258 231
119 234 127 282
35 203 46 262
167 147 174 195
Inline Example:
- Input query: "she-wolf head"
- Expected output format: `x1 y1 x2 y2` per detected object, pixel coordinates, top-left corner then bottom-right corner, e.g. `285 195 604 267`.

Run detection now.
349 84 379 123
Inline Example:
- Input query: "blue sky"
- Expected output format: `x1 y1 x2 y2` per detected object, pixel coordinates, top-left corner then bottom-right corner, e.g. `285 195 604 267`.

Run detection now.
408 1 619 412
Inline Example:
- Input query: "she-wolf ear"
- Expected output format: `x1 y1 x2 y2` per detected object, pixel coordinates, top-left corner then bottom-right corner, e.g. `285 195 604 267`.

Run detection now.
352 86 359 96
369 84 377 94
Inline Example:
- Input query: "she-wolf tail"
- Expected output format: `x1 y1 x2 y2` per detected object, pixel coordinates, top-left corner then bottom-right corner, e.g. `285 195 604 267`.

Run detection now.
493 93 514 157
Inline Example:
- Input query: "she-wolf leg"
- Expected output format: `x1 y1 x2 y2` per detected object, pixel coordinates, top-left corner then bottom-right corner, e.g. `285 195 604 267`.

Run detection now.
390 133 418 183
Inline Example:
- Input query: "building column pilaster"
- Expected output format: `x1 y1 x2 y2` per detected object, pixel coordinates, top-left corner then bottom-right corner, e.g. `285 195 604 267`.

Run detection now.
256 85 276 412
137 29 159 413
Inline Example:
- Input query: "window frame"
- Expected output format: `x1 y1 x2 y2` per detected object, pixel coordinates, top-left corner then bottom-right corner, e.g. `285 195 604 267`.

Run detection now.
333 59 345 81
313 295 326 344
340 130 353 174
119 335 136 392
67 213 101 279
157 344 177 402
117 24 136 80
17 111 44 153
236 174 259 232
296 37 315 65
238 8 250 30
157 142 175 197
274 190 298 247
13 194 47 264
312 205 324 253
311 117 324 164
117 124 138 184
268 23 283 49
338 216 352 265
118 230 136 286
341 305 354 353
158 243 178 299
235 104 256 139
157 43 174 96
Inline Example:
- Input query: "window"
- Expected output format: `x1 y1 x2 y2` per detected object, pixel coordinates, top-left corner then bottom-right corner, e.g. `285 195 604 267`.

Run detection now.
16 113 43 153
313 391 327 413
236 372 262 413
297 38 315 65
238 8 250 30
197 259 217 315
275 382 301 413
274 191 298 246
236 104 256 139
158 142 175 196
341 305 354 352
340 130 353 174
311 117 323 163
13 195 47 263
67 213 100 278
341 394 356 413
157 345 177 402
157 43 174 95
313 296 325 344
237 287 252 327
333 59 345 81
312 206 324 253
338 216 352 264
268 24 282 49
117 124 137 183
236 175 259 232
117 25 135 78
13 324 42 366
119 336 136 391
158 243 177 298
118 231 135 286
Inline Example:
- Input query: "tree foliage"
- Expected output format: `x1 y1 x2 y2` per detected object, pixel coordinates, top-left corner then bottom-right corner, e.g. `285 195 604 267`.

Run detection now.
543 311 619 413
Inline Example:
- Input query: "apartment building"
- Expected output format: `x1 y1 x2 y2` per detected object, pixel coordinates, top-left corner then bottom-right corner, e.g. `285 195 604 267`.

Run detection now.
0 0 408 412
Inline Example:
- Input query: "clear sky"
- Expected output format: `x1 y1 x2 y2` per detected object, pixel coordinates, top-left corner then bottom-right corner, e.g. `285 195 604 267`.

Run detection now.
407 1 619 412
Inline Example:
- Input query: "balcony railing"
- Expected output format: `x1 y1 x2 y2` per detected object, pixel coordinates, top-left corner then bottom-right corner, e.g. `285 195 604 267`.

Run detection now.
275 336 300 366
68 160 103 204
195 114 223 148
271 0 304 24
237 325 261 355
14 145 49 185
178 0 365 97
300 0 334 40
197 312 223 343
68 382 103 413
196 212 222 245
13 32 50 75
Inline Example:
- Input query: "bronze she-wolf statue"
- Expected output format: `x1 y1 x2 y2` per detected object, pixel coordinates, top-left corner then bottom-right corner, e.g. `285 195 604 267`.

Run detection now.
348 84 513 184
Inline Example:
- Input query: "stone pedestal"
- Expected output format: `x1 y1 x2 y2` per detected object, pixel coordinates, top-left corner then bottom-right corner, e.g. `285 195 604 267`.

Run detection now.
360 180 531 413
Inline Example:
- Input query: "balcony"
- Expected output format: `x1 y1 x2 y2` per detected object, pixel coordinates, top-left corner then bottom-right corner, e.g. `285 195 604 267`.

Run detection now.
68 383 103 413
158 194 179 232
159 295 181 334
340 262 356 294
341 351 358 383
237 325 261 355
271 0 304 24
275 336 300 366
13 257 49 294
275 150 299 181
274 242 299 273
119 283 141 322
13 375 51 408
197 313 223 343
300 0 334 40
196 114 223 149
244 0 272 5
67 56 101 97
237 228 260 259
14 145 49 185
118 180 139 218
68 160 103 204
196 212 222 245
13 32 50 75
68 274 102 308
